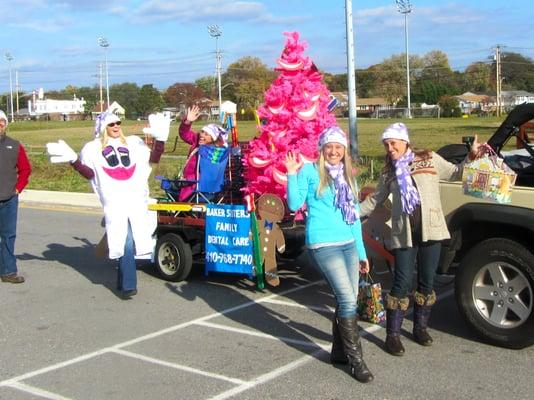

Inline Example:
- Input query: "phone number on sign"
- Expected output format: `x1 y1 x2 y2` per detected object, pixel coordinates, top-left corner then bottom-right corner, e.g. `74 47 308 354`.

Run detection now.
205 252 253 265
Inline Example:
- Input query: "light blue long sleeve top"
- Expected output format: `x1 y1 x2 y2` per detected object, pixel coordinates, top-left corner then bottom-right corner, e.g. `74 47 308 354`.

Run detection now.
287 162 367 261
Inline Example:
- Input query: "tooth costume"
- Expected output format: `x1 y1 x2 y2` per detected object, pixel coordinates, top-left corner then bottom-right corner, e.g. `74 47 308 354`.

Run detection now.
80 134 156 259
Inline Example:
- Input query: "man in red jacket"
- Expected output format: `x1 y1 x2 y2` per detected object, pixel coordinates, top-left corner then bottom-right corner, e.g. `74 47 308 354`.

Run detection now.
0 110 31 283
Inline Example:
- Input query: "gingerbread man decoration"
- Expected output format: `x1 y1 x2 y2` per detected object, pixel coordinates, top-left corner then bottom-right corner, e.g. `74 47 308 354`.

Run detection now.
256 194 286 286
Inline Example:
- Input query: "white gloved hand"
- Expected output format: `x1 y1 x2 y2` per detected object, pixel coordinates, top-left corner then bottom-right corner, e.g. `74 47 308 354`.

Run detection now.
142 112 171 142
46 140 78 163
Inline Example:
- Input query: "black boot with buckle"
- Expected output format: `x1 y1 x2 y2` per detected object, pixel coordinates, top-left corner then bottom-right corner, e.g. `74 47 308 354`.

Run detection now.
413 290 436 346
337 316 374 383
385 294 409 356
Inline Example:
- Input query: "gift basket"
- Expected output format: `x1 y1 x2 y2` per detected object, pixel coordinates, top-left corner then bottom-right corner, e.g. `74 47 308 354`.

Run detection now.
462 144 517 204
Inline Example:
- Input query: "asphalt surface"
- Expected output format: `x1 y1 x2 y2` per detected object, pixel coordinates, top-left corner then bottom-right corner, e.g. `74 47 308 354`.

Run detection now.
0 205 532 400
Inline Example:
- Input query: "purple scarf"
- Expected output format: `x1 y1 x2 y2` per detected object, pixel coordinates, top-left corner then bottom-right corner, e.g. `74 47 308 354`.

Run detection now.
392 150 420 215
325 162 358 224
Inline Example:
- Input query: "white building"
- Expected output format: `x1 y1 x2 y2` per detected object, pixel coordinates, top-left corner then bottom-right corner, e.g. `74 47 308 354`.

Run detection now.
28 88 86 117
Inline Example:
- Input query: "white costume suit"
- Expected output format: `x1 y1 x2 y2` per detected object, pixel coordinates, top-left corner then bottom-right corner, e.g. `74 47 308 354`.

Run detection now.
81 135 156 259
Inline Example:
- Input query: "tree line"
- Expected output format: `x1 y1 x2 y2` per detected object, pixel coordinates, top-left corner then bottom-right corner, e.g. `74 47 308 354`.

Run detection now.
1 50 533 119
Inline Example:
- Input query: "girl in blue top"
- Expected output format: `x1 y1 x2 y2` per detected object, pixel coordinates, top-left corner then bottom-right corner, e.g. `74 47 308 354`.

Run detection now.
285 126 373 384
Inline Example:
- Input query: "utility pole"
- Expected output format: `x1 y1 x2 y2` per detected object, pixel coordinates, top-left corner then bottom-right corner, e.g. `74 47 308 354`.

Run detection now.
15 70 19 115
397 0 413 119
345 0 358 159
495 45 502 117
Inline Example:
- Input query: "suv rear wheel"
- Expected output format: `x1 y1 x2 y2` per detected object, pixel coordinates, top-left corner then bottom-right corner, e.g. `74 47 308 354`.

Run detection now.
455 238 534 349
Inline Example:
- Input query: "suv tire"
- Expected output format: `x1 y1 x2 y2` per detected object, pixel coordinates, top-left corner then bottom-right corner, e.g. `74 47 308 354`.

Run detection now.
455 238 534 349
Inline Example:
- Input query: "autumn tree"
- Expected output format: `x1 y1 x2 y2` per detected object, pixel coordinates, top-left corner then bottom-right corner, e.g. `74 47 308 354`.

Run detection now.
164 82 205 108
194 76 216 98
221 56 276 109
136 84 165 117
461 62 492 93
498 52 534 92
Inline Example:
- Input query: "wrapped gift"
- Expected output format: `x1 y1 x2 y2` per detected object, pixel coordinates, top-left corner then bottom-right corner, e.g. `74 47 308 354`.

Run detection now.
462 146 517 204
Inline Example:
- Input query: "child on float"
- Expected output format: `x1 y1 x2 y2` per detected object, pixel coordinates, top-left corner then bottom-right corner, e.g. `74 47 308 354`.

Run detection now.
178 104 228 201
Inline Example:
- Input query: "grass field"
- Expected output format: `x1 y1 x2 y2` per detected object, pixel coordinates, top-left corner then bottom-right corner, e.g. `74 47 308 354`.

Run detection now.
9 116 506 196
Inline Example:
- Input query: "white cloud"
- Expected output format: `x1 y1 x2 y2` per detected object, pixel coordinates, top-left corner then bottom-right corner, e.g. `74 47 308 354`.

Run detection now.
9 16 75 32
122 0 268 24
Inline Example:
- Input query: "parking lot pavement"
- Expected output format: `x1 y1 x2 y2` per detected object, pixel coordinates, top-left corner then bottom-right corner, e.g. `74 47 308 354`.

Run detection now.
0 206 533 400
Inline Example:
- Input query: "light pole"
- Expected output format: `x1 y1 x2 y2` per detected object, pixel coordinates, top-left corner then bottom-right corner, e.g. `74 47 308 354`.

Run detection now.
345 0 359 159
98 37 110 108
396 0 412 119
207 25 222 117
4 52 14 122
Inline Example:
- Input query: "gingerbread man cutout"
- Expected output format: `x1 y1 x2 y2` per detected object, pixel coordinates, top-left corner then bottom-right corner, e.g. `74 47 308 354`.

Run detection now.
256 194 286 286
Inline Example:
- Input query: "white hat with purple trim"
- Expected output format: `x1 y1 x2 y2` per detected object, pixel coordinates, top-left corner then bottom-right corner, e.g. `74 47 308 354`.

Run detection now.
381 122 410 143
318 126 348 149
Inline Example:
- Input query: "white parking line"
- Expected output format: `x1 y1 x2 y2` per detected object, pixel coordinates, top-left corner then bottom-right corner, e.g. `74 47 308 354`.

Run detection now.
0 280 323 394
261 298 333 313
208 323 385 400
1 283 455 400
195 320 331 351
4 382 73 400
111 349 247 385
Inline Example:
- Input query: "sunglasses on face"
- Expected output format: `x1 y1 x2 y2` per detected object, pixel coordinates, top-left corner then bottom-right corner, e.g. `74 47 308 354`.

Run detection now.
107 121 121 127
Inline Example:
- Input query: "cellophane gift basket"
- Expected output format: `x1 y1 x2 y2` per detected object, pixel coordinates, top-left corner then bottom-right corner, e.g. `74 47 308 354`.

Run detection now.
462 144 517 204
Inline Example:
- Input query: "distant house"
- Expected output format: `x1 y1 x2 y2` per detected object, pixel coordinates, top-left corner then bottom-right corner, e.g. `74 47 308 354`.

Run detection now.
27 88 86 120
91 101 125 120
501 90 534 110
329 92 392 117
355 97 391 117
454 92 496 114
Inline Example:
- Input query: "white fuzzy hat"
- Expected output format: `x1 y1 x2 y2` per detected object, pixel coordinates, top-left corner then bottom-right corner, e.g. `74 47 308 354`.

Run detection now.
202 124 228 145
381 122 410 143
94 112 121 137
0 110 8 126
318 126 348 149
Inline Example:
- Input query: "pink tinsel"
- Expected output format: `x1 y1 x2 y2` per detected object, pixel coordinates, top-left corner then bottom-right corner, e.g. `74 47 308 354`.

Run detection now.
243 31 337 199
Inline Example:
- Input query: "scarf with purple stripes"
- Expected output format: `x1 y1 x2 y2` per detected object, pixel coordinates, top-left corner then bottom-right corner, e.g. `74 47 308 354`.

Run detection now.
325 162 358 224
393 150 420 215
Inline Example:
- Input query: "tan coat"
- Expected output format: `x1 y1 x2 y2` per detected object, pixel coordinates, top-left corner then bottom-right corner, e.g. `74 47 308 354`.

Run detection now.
360 151 464 249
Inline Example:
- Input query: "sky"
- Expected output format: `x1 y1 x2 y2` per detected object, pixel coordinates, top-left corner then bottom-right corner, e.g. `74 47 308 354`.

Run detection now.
0 0 533 95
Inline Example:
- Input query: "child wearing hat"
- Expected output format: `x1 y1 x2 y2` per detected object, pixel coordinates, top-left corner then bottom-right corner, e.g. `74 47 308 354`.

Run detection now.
285 125 374 384
178 105 228 201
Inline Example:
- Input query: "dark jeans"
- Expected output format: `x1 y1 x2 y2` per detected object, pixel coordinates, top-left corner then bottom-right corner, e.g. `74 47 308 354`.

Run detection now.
0 195 19 276
390 238 441 299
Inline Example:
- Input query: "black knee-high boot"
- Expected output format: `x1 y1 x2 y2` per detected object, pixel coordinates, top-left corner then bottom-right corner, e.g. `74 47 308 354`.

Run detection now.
337 316 374 383
331 308 348 364
413 290 436 346
385 294 410 356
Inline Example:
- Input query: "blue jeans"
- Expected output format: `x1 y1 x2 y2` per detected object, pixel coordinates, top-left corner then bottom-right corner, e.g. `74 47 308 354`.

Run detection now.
310 242 360 318
0 195 19 276
390 240 442 298
117 222 137 291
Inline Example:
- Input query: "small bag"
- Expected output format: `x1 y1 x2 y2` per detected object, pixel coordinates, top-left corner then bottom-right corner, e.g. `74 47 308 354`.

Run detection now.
357 273 386 324
462 144 517 204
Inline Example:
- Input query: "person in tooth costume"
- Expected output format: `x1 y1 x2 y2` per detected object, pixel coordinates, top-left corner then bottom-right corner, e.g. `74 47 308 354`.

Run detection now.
46 111 170 299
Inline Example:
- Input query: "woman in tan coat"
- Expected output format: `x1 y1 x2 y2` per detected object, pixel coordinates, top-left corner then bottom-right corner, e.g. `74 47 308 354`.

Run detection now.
360 123 479 356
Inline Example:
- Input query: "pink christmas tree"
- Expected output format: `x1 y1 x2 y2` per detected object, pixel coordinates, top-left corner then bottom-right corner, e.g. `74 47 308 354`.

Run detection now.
243 31 337 199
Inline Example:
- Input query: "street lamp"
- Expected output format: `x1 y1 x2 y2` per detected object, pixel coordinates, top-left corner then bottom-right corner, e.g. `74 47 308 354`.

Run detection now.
396 0 412 119
207 24 223 116
4 52 14 122
98 37 110 108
